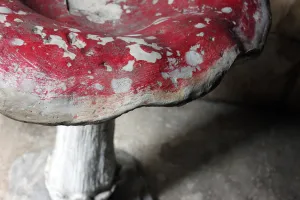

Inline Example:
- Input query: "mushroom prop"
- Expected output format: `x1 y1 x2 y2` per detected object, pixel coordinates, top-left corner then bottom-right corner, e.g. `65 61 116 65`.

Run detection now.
2 0 270 199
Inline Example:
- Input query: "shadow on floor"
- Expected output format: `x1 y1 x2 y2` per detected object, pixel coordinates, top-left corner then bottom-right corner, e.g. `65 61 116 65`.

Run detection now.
144 106 300 199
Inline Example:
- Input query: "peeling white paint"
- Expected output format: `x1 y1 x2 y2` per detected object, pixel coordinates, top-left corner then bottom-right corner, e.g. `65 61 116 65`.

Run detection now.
111 78 132 93
69 28 81 32
93 83 104 91
33 26 46 38
0 14 7 23
0 7 12 14
197 32 204 37
68 32 87 49
185 51 203 66
4 22 11 27
14 18 23 22
221 7 232 14
11 38 24 46
127 44 162 63
195 23 206 28
118 37 162 50
86 34 114 45
122 60 135 72
16 10 27 15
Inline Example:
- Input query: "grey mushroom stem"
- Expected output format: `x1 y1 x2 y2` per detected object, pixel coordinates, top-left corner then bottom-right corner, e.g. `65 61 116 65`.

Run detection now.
45 120 117 200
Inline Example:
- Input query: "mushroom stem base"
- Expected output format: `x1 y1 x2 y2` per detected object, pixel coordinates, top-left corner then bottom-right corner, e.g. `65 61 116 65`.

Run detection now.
7 149 155 200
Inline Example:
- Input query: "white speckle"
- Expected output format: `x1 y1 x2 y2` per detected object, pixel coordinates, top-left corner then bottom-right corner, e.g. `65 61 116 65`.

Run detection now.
111 78 132 93
44 35 76 60
44 35 68 49
14 18 23 22
97 37 114 45
67 62 72 67
16 10 27 15
127 44 162 63
118 37 162 50
157 81 162 87
152 0 158 4
122 60 135 72
69 28 80 32
63 51 76 60
204 18 211 24
126 9 131 13
104 63 113 71
168 0 174 5
0 14 7 23
211 37 215 41
54 29 58 31
201 50 205 55
11 38 24 46
4 22 10 27
86 34 114 45
195 23 206 28
33 26 46 38
0 35 3 40
155 13 162 16
176 50 181 56
185 51 203 66
86 49 94 56
197 32 205 37
162 66 197 86
253 11 260 21
0 7 12 14
167 51 173 56
68 32 86 49
221 7 232 14
94 83 104 91
190 44 200 51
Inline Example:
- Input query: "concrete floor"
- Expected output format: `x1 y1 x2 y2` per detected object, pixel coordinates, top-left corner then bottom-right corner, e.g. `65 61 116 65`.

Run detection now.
1 100 300 200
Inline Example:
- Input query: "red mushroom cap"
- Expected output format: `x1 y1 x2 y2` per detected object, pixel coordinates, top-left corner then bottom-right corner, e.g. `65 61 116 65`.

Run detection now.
0 0 270 125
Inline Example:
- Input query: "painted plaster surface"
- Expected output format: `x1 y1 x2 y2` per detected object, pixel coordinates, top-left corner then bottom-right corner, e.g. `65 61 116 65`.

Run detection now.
0 0 270 124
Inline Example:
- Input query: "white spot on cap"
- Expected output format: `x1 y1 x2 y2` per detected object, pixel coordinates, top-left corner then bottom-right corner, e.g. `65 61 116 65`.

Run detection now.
168 0 174 4
94 83 104 91
195 23 206 28
221 7 232 13
0 7 12 14
14 18 23 22
185 51 203 66
69 28 80 32
0 14 7 23
33 26 46 38
16 10 27 15
111 78 132 93
4 22 11 27
68 32 86 49
11 38 24 46
127 44 162 63
197 32 205 37
122 60 135 72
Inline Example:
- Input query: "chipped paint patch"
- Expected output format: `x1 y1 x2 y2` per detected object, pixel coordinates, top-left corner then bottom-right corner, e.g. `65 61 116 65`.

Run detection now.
111 78 132 93
68 32 87 49
122 60 135 72
195 23 206 28
0 14 7 23
0 7 12 14
127 44 162 63
185 51 203 66
11 38 24 46
94 83 104 91
86 34 114 45
221 7 232 13
14 18 23 22
33 26 46 38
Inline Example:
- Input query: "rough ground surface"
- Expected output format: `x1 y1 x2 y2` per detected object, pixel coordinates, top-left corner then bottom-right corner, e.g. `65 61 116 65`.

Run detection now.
1 100 300 200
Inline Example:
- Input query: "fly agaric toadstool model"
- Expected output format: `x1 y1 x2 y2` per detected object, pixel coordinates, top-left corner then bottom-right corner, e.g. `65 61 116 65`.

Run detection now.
3 0 270 199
